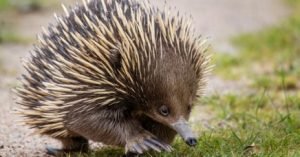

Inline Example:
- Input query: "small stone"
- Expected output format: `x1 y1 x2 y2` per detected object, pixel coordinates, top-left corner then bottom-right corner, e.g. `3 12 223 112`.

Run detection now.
0 145 4 149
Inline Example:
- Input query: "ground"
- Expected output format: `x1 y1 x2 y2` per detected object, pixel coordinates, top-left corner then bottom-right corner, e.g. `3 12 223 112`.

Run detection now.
0 0 294 156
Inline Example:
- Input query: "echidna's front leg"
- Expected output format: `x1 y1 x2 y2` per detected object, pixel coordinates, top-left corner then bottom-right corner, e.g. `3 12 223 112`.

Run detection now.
66 108 172 155
125 129 173 156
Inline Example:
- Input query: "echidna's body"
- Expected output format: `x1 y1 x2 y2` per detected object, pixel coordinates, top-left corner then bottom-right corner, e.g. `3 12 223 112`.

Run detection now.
16 0 210 156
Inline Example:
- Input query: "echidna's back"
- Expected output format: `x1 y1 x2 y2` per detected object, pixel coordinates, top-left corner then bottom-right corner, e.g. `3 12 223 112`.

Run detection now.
16 0 210 138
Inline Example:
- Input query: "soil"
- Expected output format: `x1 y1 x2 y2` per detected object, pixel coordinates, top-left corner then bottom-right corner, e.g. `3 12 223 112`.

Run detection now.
0 0 289 156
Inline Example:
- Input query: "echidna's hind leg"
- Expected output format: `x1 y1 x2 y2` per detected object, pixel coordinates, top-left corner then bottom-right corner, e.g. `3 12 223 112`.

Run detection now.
46 137 89 156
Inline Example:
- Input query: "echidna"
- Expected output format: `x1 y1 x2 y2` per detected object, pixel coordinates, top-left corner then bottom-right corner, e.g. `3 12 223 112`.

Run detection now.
16 0 211 156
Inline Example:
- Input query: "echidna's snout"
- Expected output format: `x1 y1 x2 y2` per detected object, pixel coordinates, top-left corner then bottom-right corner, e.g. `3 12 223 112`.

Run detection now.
171 117 197 147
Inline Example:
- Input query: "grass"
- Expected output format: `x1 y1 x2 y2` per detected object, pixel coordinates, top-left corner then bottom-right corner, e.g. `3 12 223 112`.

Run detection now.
0 56 4 74
213 0 300 90
0 0 54 44
0 0 57 12
67 0 300 156
0 25 32 44
72 90 300 157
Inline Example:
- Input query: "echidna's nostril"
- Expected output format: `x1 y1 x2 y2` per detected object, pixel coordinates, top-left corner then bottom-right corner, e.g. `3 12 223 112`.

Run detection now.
185 138 197 147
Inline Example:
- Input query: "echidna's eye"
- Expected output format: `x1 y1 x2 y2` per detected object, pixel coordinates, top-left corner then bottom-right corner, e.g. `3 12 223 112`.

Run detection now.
159 105 169 116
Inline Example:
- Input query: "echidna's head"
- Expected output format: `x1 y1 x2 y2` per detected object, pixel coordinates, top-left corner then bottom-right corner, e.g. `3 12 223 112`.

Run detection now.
137 52 201 146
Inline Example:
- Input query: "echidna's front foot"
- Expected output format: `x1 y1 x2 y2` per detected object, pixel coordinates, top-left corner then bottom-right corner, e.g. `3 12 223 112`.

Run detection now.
125 132 173 155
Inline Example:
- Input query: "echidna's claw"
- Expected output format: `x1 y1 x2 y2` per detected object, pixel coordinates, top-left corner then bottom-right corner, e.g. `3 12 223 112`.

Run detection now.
126 133 173 155
138 142 149 152
132 143 143 154
143 139 161 152
146 138 172 152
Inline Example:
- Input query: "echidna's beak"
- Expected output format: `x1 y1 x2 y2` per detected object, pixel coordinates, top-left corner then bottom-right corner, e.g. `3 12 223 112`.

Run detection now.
171 117 197 147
